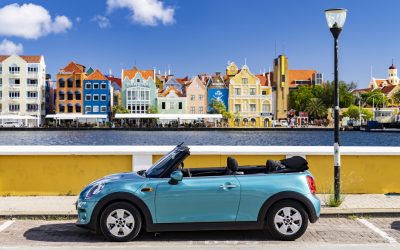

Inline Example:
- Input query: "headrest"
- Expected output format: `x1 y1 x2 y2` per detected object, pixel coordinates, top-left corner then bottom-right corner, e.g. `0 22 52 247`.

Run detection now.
227 157 238 172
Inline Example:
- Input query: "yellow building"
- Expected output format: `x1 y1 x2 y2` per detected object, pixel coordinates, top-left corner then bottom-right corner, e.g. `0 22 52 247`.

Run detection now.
228 64 273 127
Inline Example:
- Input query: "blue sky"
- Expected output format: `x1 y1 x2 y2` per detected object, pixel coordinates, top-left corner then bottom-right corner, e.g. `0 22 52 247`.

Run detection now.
0 0 399 88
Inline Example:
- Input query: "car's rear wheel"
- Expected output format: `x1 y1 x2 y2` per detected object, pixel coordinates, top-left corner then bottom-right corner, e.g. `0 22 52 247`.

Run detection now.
266 200 308 241
99 202 142 242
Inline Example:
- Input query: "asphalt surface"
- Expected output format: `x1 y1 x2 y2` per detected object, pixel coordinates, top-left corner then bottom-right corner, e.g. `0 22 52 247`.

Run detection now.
0 217 399 249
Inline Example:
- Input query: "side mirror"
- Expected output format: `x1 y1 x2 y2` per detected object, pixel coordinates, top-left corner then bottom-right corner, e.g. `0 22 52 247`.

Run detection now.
169 170 183 185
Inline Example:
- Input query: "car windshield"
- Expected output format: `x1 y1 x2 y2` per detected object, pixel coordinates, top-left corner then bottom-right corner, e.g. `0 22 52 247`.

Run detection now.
145 146 182 178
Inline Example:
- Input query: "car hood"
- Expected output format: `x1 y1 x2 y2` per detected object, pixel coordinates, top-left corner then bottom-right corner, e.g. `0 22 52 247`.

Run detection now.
94 172 144 184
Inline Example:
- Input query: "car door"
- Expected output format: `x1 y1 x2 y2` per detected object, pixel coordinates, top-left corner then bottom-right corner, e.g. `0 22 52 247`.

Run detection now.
155 175 240 223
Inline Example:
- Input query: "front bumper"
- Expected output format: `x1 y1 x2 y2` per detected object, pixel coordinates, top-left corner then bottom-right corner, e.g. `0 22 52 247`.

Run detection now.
75 199 97 230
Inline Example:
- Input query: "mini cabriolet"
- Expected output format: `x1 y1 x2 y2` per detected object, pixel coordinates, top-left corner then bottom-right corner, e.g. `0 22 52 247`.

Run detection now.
76 143 320 241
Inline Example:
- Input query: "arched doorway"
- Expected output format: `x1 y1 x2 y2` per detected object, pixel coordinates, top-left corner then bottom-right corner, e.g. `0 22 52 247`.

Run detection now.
264 118 270 127
234 118 240 127
250 118 256 127
242 118 248 127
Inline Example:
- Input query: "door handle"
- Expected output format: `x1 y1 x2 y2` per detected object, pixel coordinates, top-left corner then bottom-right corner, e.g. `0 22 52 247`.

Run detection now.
220 184 237 189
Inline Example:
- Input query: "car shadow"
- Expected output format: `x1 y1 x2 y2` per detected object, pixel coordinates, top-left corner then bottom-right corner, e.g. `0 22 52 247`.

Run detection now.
23 223 274 243
391 221 400 231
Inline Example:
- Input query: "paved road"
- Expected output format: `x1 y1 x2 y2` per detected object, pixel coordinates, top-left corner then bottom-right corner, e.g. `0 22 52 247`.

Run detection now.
0 217 399 249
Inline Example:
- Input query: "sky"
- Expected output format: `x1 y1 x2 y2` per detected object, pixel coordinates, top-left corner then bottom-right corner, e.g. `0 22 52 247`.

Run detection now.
0 0 399 88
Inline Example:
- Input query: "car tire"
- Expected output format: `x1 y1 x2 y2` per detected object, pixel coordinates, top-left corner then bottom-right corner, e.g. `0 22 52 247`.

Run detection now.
266 200 308 241
99 202 142 242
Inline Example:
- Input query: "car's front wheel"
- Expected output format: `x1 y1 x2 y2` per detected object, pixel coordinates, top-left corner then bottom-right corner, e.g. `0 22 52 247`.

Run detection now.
99 202 142 242
266 200 308 241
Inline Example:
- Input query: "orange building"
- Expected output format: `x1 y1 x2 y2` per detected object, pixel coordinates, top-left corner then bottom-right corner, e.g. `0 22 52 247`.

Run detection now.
56 62 87 113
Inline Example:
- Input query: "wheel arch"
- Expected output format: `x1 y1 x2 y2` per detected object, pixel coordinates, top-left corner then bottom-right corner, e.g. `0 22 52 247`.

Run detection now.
90 192 154 233
257 191 318 224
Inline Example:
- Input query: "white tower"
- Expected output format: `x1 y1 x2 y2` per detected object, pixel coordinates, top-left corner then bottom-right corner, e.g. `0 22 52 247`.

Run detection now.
388 61 399 85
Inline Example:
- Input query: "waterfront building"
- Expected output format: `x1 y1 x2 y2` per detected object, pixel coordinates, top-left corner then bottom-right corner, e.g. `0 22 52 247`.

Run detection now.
272 55 323 120
0 55 46 127
45 74 56 115
83 69 111 119
226 62 239 80
157 86 186 114
56 61 87 114
228 64 273 127
207 72 229 111
121 68 157 113
162 76 185 92
106 75 122 107
185 76 207 114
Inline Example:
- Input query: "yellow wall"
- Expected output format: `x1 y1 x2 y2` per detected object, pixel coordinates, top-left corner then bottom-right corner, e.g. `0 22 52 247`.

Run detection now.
0 155 132 195
1 153 399 195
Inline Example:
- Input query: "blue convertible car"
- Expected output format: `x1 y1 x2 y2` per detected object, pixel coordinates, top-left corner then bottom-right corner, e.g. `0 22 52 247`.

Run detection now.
76 144 320 241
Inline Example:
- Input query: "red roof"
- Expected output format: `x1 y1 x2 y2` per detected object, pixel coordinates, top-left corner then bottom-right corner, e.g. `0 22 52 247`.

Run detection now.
0 55 42 63
86 69 108 81
381 85 396 94
61 61 85 74
106 75 122 88
288 70 317 87
123 68 154 80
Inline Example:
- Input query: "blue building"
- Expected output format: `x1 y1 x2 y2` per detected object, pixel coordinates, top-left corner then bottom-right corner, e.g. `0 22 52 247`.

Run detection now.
83 69 111 119
207 72 229 111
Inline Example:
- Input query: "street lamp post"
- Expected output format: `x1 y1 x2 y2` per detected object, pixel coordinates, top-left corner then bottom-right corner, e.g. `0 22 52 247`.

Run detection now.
325 8 348 202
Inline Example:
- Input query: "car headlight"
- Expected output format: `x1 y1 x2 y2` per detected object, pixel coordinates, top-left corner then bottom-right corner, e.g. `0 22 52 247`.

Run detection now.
85 183 105 200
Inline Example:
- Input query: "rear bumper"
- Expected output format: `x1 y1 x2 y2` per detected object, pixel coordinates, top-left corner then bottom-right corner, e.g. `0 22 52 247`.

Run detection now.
305 193 321 223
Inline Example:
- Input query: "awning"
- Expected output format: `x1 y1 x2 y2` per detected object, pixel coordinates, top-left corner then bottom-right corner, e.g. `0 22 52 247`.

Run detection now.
114 114 223 120
0 115 38 120
45 114 108 120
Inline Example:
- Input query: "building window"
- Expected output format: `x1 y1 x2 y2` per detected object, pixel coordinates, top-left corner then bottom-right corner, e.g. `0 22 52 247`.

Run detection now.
250 104 256 112
76 104 81 113
199 95 203 101
59 79 65 88
67 105 73 113
93 106 99 112
242 78 248 84
59 105 65 113
190 95 195 101
234 88 241 96
199 107 204 114
59 92 65 100
250 88 256 95
101 83 107 89
76 80 81 88
9 104 20 112
137 79 140 83
126 87 150 113
67 92 73 100
0 91 2 99
27 91 37 98
179 102 182 110
9 65 20 74
75 92 81 100
67 78 73 88
281 75 286 82
93 94 99 101
9 91 20 99
262 90 267 96
85 94 91 101
28 79 38 85
9 78 20 85
170 102 175 109
101 106 107 112
162 102 166 109
234 104 241 113
101 94 107 101
93 83 99 89
190 106 195 113
262 104 271 112
85 106 91 113
27 66 38 73
85 83 91 89
27 104 38 111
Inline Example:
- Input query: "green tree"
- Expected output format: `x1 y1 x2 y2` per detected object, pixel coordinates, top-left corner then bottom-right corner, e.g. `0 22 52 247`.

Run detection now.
342 104 373 121
360 90 388 108
288 86 314 111
320 81 356 108
305 98 327 118
112 105 129 114
147 105 158 114
208 98 227 114
393 90 400 104
362 109 373 120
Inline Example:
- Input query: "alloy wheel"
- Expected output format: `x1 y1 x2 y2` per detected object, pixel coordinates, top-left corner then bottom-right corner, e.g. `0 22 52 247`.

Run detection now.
106 209 135 237
273 207 302 235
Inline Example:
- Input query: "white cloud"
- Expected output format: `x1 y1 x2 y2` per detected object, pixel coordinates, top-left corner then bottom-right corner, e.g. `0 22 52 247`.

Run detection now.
92 15 111 28
0 39 23 55
0 3 72 39
107 0 175 26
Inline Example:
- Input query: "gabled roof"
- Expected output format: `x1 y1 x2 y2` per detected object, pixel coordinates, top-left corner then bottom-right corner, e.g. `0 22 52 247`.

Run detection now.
86 69 108 81
106 75 122 88
381 85 397 95
256 73 273 87
86 67 95 75
176 76 189 84
123 68 154 80
61 61 85 74
0 55 42 63
159 86 183 97
351 88 372 95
